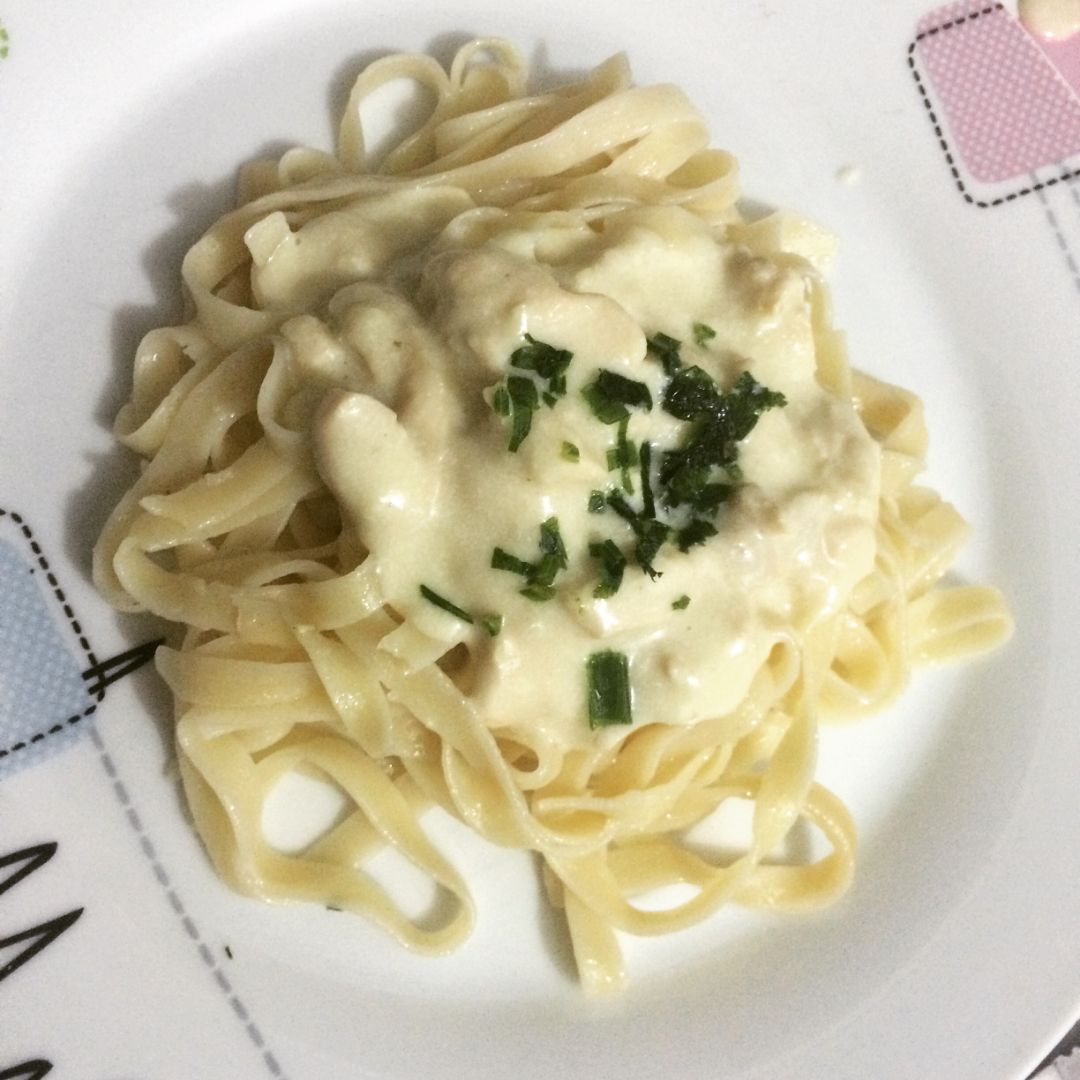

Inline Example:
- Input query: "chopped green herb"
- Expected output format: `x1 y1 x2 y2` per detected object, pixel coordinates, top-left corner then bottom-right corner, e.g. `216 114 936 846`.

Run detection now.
589 539 627 599
676 519 718 552
586 650 633 728
492 518 568 598
505 374 540 452
482 613 504 636
691 482 733 514
634 518 670 579
490 336 574 450
538 517 568 568
672 594 691 610
693 322 716 346
582 382 630 425
662 365 721 421
605 489 639 529
491 548 534 577
588 490 607 513
605 490 669 579
659 370 786 504
419 585 474 623
583 368 654 426
561 441 580 462
520 583 557 602
646 332 682 376
639 441 655 520
528 552 563 587
510 335 572 383
595 369 653 412
605 417 637 492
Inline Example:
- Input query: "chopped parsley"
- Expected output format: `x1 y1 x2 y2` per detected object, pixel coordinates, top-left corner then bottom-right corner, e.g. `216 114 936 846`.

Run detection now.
676 519 718 552
561 441 580 462
659 369 786 526
672 594 691 610
586 650 633 728
481 613 504 637
419 585 474 624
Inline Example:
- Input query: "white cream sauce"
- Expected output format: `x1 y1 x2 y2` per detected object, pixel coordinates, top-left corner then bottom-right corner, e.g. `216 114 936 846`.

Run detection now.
250 192 880 750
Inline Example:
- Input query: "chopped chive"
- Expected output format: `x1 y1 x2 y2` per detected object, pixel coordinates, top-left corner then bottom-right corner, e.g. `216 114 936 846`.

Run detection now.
419 585 474 623
646 332 682 376
605 491 668 579
561 441 580 462
493 519 568 597
672 594 691 610
693 322 716 346
588 490 607 513
586 650 633 728
491 548 534 577
634 518 669 580
589 539 627 599
538 517 568 568
529 552 563 587
491 385 510 416
639 441 655 520
605 489 639 529
481 613 504 636
506 375 539 452
605 433 637 493
520 583 556 602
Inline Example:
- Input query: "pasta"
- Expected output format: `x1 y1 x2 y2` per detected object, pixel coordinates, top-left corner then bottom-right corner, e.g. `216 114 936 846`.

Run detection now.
93 40 1012 995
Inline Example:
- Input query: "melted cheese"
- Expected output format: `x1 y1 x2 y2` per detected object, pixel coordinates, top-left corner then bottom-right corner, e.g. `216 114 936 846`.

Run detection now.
267 200 880 751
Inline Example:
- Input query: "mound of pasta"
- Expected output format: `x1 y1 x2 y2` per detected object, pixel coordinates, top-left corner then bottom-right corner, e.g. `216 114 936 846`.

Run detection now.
94 40 1011 994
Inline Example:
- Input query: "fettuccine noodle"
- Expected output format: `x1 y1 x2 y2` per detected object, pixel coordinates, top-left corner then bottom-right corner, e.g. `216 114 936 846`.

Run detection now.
94 40 1012 994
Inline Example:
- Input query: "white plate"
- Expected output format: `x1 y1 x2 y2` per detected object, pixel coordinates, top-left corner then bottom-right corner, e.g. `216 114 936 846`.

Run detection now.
2 1 1078 1077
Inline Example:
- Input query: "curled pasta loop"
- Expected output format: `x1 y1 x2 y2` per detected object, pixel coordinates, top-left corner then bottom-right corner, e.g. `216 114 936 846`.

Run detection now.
94 39 1013 994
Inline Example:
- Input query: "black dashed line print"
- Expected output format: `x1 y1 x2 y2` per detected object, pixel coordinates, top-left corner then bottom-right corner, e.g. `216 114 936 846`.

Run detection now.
907 3 1080 208
88 725 285 1078
0 508 161 761
0 508 285 1075
1034 181 1080 293
0 507 103 761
